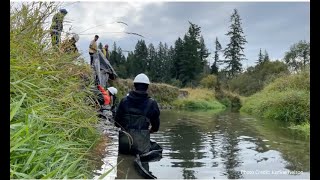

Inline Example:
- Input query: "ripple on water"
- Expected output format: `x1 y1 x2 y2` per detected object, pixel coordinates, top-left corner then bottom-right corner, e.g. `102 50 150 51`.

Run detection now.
115 111 310 179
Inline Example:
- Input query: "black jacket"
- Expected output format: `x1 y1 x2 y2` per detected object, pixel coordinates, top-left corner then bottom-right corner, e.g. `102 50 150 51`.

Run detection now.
115 90 160 132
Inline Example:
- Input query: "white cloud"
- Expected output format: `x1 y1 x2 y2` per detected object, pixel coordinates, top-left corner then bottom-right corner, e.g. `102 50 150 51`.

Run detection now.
62 1 158 42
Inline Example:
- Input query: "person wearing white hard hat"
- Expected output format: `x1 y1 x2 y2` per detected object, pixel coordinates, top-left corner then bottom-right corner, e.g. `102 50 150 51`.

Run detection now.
96 85 118 119
97 85 118 106
61 34 79 53
115 73 160 155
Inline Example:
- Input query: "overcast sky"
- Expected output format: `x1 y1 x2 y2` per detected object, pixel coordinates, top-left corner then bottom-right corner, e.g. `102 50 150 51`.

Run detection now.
59 1 309 67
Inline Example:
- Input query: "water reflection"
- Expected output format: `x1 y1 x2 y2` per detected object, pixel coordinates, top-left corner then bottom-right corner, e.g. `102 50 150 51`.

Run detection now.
116 110 310 179
168 119 205 162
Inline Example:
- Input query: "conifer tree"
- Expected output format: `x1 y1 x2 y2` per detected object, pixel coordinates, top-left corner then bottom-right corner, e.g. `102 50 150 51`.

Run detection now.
223 9 248 78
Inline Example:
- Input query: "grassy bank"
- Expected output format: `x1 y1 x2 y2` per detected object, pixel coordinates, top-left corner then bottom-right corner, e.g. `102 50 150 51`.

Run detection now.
172 88 226 110
240 70 310 136
10 3 100 178
111 79 226 110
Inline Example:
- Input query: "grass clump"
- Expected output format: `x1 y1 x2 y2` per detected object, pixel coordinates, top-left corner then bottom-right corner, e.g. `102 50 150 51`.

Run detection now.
241 70 310 135
289 122 310 138
10 2 100 179
215 89 242 110
173 88 226 110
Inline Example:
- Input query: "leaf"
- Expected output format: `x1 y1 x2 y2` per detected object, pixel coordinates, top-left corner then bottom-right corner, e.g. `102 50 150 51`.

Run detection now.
22 150 37 172
61 155 82 177
10 130 39 152
10 93 27 121
10 122 24 129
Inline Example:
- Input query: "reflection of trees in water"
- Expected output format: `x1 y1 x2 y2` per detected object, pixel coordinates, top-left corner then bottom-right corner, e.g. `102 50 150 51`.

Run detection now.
220 134 243 179
213 112 310 177
159 111 309 179
182 168 196 179
209 132 219 169
166 118 205 178
252 121 310 172
214 113 243 179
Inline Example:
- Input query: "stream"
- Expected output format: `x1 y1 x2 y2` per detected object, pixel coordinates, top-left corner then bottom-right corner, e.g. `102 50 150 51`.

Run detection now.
115 110 310 179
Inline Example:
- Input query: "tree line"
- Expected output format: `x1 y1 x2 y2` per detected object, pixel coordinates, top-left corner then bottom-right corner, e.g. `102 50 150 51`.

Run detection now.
102 8 309 94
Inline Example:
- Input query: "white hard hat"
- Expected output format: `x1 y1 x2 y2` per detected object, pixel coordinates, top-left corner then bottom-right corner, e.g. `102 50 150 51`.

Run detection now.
107 87 118 95
133 73 150 84
73 34 79 42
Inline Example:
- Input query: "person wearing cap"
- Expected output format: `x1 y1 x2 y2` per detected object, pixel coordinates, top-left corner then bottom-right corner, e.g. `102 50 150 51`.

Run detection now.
50 9 68 47
103 44 111 60
115 73 160 155
89 35 99 66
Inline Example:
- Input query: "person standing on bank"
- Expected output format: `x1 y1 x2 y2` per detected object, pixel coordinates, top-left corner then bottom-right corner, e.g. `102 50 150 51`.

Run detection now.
50 9 68 47
89 35 99 66
114 73 160 155
103 44 111 60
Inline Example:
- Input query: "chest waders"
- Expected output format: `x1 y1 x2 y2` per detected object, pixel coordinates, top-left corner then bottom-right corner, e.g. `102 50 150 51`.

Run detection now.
118 99 153 155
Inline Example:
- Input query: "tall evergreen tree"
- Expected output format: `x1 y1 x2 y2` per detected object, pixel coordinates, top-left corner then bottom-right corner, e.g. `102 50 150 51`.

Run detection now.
126 51 135 78
147 43 156 75
199 35 210 63
155 42 166 82
115 47 127 78
263 49 270 62
256 48 264 65
133 40 148 75
162 43 173 82
211 37 222 75
98 42 103 50
179 22 202 86
173 37 184 79
109 42 118 66
168 45 175 79
116 47 125 64
223 9 248 78
199 35 210 75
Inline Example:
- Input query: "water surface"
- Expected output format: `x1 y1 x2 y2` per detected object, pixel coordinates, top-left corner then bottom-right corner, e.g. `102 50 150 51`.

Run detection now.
116 110 310 179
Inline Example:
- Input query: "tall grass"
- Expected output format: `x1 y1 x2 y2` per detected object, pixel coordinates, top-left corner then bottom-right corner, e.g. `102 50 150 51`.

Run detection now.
241 70 310 136
10 2 100 178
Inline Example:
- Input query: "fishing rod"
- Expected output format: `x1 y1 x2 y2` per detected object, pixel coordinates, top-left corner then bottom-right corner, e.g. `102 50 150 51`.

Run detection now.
77 21 129 34
79 31 145 38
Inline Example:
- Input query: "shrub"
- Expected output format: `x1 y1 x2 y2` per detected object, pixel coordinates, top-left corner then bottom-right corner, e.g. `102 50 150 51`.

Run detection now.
228 60 289 96
173 88 226 110
199 74 218 89
241 70 310 125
